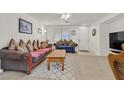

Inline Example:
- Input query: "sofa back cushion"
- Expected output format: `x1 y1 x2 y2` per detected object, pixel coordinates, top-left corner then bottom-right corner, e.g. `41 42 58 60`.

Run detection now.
68 39 73 44
8 39 19 50
56 40 63 46
19 39 28 52
26 40 33 52
37 40 41 49
68 39 77 47
41 42 48 48
63 39 69 45
33 40 38 50
17 46 26 52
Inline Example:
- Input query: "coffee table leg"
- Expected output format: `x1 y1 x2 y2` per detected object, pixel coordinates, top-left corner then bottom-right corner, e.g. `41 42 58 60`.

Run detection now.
48 61 50 70
61 59 64 71
62 62 64 71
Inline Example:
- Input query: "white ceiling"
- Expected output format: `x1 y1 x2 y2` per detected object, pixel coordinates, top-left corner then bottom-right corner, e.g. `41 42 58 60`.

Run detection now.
29 13 109 26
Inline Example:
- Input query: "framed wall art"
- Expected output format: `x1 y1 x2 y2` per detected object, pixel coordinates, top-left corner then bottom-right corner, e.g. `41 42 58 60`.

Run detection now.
19 18 32 34
71 30 76 36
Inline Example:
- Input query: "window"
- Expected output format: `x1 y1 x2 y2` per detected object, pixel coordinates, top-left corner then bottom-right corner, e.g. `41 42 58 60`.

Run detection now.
61 32 70 40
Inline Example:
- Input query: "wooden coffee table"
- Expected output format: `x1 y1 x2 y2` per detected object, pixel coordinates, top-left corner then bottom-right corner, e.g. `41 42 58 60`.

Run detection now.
47 50 66 71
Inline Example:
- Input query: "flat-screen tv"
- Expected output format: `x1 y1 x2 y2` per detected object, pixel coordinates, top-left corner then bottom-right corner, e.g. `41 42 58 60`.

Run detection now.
109 31 124 51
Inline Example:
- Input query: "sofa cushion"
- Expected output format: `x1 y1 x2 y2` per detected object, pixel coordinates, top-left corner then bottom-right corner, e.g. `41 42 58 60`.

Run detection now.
68 39 72 43
8 39 19 50
37 40 41 49
63 39 69 45
31 52 41 58
34 50 46 55
57 45 74 49
42 48 52 52
56 45 75 53
36 48 52 52
26 40 33 52
17 46 26 52
33 40 38 50
19 39 28 52
56 40 63 46
68 40 77 47
35 49 44 52
31 52 46 63
41 42 48 48
68 42 75 47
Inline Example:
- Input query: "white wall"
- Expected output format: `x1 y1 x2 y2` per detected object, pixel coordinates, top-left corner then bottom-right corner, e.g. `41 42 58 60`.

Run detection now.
109 18 124 33
89 13 121 56
99 15 124 56
0 13 46 48
89 24 100 55
41 27 47 41
100 23 110 56
46 25 90 52
46 26 79 44
46 26 62 44
0 13 47 72
46 14 123 56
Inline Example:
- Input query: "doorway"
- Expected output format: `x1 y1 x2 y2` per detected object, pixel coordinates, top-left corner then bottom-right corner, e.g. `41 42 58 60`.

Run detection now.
78 26 89 52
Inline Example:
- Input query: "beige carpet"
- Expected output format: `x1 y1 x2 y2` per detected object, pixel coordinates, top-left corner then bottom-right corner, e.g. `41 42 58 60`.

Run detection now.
0 53 115 80
71 54 115 80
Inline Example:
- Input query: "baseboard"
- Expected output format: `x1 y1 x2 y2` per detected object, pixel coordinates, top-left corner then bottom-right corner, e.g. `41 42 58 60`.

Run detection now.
79 50 89 52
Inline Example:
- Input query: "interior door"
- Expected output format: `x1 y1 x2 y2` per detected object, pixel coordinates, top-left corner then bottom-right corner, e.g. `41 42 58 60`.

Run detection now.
78 27 89 51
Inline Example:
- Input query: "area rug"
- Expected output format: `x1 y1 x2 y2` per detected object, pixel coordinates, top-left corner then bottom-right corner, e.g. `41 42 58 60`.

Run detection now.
27 58 75 80
0 54 75 80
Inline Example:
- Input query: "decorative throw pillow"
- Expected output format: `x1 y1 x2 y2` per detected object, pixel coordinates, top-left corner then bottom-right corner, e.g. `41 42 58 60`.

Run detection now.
26 40 33 52
37 40 41 49
33 40 38 50
68 39 73 44
8 39 19 50
17 46 26 52
63 39 68 45
68 40 77 47
57 40 63 46
41 42 48 48
19 39 29 52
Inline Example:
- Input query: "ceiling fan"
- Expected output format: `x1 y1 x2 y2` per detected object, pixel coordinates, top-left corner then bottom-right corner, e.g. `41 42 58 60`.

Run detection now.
59 13 71 24
60 13 71 20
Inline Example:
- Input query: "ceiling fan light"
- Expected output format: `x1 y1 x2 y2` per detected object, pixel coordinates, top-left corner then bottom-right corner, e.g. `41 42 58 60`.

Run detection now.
60 14 65 19
64 14 71 19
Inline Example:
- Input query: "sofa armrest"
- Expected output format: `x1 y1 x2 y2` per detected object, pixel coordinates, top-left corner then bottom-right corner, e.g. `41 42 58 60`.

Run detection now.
53 43 57 47
0 49 29 60
75 43 78 47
